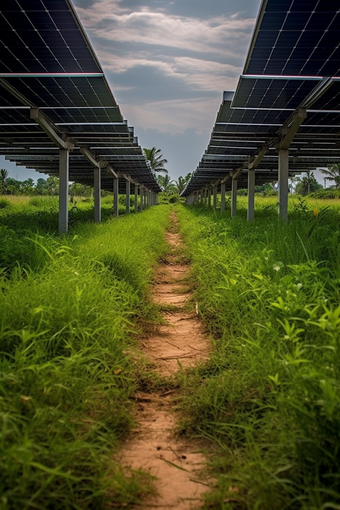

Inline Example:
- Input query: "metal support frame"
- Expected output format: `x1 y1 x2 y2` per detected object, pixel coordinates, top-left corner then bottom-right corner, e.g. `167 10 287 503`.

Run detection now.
125 179 130 213
221 182 226 212
134 184 139 212
59 148 69 234
208 187 212 208
30 108 74 150
247 168 255 221
140 186 144 211
276 108 307 151
94 164 101 223
113 176 119 216
231 177 238 217
213 184 218 210
278 149 289 221
187 194 195 205
249 145 268 169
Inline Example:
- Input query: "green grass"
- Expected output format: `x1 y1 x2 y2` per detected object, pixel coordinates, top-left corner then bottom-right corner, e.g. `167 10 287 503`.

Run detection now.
0 203 170 509
0 195 140 233
4 194 340 509
175 197 340 510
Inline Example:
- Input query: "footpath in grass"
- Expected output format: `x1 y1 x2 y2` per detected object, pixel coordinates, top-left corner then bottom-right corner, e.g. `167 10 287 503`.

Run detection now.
120 210 213 510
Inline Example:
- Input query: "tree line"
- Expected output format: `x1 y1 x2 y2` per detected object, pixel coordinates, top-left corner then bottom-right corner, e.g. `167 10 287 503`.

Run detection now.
2 151 340 197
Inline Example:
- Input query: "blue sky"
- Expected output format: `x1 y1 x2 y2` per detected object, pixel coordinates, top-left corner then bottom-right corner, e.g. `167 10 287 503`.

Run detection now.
1 0 262 182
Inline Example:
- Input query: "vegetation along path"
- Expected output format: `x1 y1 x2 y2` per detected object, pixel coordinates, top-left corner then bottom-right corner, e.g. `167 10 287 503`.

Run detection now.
120 211 212 509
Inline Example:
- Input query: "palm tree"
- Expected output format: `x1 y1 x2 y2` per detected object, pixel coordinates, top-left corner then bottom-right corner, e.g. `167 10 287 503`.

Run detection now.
0 169 9 194
320 165 340 189
157 174 176 194
175 173 192 194
295 172 322 196
143 147 168 174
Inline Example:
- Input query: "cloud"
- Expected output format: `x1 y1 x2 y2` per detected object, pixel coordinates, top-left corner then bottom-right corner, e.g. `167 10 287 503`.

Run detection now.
97 48 241 94
75 0 254 58
72 0 257 150
120 95 221 134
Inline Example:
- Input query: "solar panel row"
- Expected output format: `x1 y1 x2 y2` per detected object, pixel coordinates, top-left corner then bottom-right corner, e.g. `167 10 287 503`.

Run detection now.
0 0 161 204
182 0 340 198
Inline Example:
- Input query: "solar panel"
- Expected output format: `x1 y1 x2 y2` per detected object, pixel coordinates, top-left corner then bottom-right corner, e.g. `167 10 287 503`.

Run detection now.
245 0 340 77
182 0 340 197
0 0 161 193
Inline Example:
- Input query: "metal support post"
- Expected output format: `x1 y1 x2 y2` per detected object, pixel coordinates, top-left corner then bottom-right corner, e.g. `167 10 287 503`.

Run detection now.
59 148 69 234
140 186 144 211
220 182 226 212
208 187 212 208
125 179 130 214
134 185 139 212
213 185 217 210
247 169 255 221
278 149 289 221
113 176 119 216
94 165 101 223
231 177 237 217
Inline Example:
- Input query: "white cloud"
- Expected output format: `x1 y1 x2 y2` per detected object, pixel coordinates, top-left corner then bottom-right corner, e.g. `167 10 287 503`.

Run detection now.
121 96 221 134
96 48 240 92
73 0 256 139
75 0 254 57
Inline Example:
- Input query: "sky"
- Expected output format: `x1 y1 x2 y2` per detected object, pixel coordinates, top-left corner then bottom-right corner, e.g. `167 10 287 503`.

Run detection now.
0 0 262 183
72 0 261 182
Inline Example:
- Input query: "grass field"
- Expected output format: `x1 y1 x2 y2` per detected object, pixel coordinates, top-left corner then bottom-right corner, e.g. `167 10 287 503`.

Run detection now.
2 194 340 509
176 195 340 509
0 199 169 509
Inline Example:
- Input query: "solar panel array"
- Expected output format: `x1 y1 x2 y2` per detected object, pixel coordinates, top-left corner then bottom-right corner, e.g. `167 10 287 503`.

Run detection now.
182 0 340 196
0 0 161 193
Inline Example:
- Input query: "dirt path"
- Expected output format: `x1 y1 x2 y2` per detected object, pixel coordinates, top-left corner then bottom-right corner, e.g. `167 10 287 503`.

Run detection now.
120 211 212 509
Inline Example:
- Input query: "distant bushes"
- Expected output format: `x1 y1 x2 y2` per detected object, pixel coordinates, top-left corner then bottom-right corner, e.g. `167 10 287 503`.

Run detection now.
0 198 10 209
309 188 340 199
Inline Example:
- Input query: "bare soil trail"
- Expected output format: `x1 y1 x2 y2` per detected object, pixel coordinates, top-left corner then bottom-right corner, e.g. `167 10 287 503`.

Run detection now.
120 211 212 509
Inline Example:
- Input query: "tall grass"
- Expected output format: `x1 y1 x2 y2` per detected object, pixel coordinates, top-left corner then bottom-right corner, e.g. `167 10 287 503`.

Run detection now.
0 205 169 508
176 198 340 509
0 195 137 233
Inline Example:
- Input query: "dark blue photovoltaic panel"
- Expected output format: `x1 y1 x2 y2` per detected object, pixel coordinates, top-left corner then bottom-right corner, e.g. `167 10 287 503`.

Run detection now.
0 0 161 192
181 0 340 196
310 81 340 110
0 1 101 74
245 0 340 76
232 78 319 109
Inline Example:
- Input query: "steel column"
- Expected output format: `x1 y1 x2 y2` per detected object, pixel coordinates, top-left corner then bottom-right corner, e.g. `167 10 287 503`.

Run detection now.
213 185 217 210
247 169 255 221
220 182 226 212
125 179 130 214
134 185 139 212
113 176 119 216
59 148 69 234
94 165 101 223
278 149 289 221
231 178 237 217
